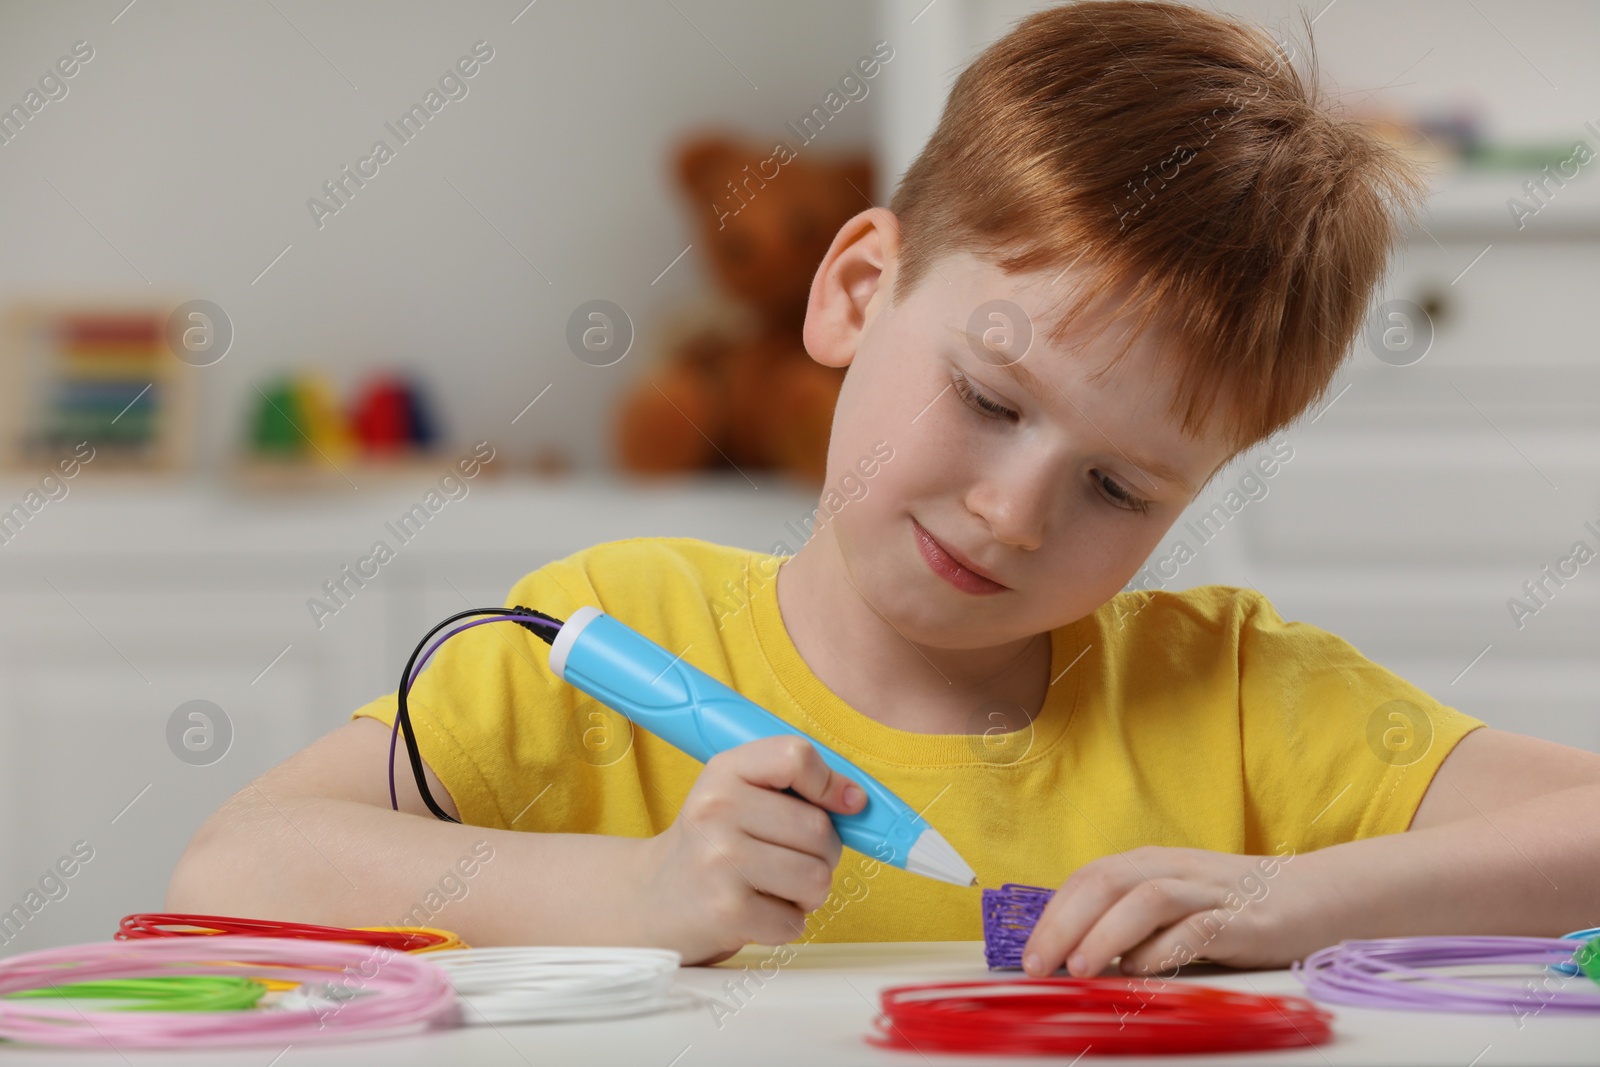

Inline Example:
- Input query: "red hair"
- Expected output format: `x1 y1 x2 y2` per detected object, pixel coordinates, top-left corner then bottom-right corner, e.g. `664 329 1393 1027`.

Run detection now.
887 0 1428 462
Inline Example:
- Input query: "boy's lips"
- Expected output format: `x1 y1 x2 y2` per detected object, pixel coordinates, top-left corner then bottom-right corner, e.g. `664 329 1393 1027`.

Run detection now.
911 517 1008 594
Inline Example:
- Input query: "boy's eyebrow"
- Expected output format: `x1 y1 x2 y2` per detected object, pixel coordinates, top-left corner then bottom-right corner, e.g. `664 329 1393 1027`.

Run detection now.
947 324 1198 495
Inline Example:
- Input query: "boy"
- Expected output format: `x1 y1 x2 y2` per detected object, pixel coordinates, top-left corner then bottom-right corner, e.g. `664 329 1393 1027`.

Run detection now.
170 0 1600 978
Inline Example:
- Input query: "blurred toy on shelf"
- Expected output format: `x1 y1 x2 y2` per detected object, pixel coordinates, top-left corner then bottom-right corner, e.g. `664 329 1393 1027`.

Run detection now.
294 372 357 459
0 302 195 474
237 368 456 488
350 373 414 455
612 131 871 488
1356 101 1592 174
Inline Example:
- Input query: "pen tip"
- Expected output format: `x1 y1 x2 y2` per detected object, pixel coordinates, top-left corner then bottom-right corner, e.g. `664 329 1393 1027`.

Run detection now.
905 827 979 887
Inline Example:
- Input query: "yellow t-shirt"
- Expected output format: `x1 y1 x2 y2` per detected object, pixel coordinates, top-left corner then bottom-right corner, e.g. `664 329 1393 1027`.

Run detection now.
351 535 1484 943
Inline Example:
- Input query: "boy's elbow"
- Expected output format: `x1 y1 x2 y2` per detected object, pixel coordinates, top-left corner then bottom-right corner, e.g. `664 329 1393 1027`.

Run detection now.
165 835 215 912
165 801 232 911
164 787 267 913
162 720 403 914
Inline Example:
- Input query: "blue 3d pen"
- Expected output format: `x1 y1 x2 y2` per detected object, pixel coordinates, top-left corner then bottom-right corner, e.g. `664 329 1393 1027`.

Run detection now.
550 606 978 887
390 604 978 888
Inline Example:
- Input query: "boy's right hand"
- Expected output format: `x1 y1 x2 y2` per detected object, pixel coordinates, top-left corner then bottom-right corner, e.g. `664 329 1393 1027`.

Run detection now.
632 734 866 966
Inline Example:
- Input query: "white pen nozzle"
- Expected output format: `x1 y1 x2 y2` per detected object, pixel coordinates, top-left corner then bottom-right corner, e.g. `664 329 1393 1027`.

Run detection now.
904 828 978 887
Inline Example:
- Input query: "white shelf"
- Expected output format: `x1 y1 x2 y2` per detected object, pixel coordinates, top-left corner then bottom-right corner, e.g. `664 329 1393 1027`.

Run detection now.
0 472 823 562
1417 166 1600 241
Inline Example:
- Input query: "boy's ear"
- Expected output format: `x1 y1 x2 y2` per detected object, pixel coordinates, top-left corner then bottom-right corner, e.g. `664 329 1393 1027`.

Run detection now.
803 207 900 370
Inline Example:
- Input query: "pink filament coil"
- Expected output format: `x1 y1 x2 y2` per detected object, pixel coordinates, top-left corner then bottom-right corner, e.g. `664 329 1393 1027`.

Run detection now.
0 936 459 1048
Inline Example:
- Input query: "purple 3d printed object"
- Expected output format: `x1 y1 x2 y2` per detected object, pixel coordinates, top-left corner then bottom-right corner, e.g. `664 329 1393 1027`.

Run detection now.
982 883 1055 969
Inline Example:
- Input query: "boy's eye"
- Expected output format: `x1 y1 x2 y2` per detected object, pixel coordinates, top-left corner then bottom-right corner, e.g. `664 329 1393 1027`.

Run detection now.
1094 472 1152 514
952 372 1152 515
951 371 1017 420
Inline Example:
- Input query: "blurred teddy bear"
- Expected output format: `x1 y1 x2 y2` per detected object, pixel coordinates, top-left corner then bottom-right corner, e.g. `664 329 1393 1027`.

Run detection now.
612 132 873 486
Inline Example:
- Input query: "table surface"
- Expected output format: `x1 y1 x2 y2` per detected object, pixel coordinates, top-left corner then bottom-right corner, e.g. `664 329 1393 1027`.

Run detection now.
4 940 1595 1065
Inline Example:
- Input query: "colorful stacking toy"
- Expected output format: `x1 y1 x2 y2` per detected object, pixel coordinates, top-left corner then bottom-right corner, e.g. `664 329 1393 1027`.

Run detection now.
247 370 440 460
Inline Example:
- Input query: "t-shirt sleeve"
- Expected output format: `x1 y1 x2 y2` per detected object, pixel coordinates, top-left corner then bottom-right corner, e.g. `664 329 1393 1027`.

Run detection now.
349 556 597 832
1235 589 1486 854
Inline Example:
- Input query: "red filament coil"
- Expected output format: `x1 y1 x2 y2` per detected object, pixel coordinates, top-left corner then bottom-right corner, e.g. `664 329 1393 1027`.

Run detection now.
115 914 446 954
867 977 1334 1056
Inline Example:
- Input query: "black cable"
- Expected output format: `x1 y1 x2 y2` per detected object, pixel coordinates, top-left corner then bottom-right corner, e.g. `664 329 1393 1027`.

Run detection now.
395 605 563 823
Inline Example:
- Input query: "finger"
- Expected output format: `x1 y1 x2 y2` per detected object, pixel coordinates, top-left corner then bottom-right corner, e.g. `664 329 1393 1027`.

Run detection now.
1048 877 1221 979
738 888 810 948
732 786 845 868
719 735 865 815
1020 850 1171 977
1115 910 1225 976
712 826 838 915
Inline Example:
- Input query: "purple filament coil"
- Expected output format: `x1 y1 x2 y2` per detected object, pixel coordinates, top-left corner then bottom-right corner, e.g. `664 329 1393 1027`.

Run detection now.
1293 936 1600 1013
981 883 1055 970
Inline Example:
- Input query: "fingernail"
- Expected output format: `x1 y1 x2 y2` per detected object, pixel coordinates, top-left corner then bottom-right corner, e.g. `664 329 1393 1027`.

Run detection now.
1023 953 1041 974
1068 952 1087 975
843 785 864 808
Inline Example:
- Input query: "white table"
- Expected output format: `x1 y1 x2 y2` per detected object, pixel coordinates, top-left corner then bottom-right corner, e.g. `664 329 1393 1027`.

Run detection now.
7 940 1595 1065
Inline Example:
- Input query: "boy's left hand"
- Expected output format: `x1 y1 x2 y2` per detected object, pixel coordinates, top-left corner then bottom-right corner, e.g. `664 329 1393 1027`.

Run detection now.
1019 845 1332 978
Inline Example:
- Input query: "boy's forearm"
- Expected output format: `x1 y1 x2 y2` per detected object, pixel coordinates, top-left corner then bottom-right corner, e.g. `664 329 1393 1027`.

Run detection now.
167 786 653 949
1300 783 1600 941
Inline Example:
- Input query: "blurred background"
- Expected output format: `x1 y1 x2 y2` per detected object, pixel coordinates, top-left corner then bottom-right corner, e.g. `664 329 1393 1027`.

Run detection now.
0 0 1596 951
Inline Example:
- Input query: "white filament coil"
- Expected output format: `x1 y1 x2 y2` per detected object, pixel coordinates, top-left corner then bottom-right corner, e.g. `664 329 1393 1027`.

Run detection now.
424 946 683 1024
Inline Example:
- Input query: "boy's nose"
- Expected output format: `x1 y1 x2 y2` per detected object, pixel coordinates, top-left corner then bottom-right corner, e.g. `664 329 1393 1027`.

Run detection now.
966 477 1049 553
